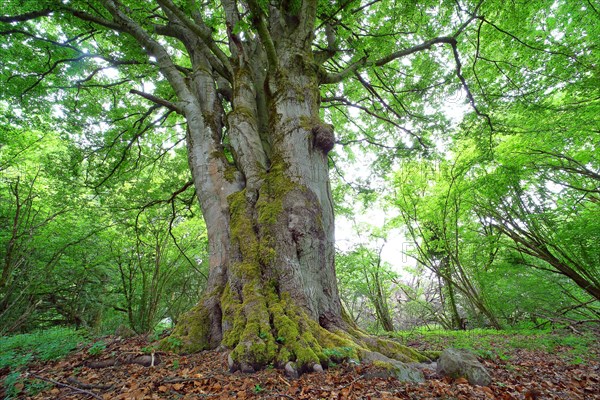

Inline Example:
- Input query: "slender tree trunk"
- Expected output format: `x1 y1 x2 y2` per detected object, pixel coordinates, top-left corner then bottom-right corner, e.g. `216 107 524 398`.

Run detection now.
372 296 395 332
439 257 462 329
370 272 395 332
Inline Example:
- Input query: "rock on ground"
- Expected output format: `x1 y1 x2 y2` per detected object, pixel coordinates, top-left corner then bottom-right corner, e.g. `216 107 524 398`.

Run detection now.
436 348 492 386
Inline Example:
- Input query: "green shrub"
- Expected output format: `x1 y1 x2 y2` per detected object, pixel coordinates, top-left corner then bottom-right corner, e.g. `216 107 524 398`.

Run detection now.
3 372 21 400
87 340 107 356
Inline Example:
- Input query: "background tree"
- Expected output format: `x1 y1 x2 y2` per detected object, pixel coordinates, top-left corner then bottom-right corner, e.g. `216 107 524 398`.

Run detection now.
0 104 207 334
392 158 502 329
336 227 397 332
391 138 600 329
0 119 108 333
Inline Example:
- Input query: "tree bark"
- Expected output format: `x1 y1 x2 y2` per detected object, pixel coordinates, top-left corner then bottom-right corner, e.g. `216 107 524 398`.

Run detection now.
155 5 427 372
170 36 356 371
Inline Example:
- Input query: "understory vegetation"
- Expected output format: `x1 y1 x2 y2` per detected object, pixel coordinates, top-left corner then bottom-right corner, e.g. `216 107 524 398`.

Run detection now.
1 122 597 339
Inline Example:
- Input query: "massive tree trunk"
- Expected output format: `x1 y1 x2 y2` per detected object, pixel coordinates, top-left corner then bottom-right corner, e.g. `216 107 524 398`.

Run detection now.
173 30 349 371
24 0 428 375
172 37 375 375
149 1 425 374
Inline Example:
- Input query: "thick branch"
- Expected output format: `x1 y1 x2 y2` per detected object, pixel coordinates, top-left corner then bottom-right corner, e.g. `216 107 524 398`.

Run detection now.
130 89 183 113
98 0 192 103
155 0 232 79
375 36 456 66
247 0 278 70
320 37 457 84
0 9 51 22
153 22 229 82
66 8 124 31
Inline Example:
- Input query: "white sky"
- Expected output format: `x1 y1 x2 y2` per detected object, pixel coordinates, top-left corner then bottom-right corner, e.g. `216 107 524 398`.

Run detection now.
332 90 469 277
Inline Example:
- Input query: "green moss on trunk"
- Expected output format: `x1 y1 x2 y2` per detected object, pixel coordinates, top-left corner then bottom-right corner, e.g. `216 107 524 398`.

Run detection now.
162 303 211 353
166 164 429 380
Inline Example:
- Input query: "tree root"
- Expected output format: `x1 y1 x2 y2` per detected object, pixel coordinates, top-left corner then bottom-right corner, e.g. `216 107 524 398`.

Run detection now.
85 353 160 369
166 286 431 382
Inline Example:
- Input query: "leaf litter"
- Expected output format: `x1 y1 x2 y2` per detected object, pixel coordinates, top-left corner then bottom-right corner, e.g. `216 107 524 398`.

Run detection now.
2 332 598 399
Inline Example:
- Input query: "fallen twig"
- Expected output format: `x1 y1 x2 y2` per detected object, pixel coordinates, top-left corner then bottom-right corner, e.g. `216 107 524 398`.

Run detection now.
277 374 291 387
28 373 103 400
265 394 295 399
338 374 365 390
161 375 215 384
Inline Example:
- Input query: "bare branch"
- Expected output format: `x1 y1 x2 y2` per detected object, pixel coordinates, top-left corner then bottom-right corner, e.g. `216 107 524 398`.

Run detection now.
478 16 586 65
27 373 103 400
448 39 493 131
93 105 167 189
321 95 424 147
129 89 183 113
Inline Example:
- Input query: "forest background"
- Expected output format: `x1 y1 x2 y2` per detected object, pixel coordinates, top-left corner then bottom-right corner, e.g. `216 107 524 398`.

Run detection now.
1 0 598 338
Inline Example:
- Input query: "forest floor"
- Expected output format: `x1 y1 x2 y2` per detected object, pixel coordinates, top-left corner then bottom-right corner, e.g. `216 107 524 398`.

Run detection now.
2 329 599 399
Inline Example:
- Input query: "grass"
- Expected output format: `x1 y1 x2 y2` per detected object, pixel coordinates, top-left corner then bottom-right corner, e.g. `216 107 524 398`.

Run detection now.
0 327 88 398
391 328 598 363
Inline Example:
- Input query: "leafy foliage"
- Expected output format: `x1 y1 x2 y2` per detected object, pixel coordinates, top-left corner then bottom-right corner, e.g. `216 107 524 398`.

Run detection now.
0 0 598 344
0 327 86 369
0 107 207 335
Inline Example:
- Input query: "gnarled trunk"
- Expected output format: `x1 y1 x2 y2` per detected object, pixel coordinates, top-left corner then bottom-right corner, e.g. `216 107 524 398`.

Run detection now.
170 44 354 371
82 0 426 375
165 35 426 375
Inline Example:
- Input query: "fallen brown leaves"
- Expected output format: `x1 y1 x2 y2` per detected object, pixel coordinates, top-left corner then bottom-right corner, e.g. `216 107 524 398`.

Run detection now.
5 334 599 399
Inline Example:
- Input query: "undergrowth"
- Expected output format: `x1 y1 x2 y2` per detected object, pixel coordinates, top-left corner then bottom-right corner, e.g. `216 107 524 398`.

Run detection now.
0 327 88 398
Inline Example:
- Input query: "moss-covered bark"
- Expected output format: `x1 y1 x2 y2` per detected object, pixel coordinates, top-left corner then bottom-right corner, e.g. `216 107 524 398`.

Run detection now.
165 164 430 380
163 17 429 378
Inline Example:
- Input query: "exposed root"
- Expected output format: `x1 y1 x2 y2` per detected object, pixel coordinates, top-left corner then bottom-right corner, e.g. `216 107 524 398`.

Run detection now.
167 284 430 382
166 302 212 353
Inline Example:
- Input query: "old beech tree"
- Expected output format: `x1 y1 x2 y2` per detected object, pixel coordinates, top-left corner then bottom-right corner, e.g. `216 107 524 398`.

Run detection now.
2 0 487 374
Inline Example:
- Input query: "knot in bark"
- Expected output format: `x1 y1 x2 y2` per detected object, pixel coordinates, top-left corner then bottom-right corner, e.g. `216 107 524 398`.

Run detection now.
312 123 335 154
